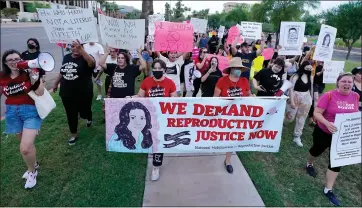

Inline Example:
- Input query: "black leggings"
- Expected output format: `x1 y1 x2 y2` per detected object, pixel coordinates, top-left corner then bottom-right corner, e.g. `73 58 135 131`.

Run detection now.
192 78 201 97
61 96 93 134
153 153 163 167
105 75 111 95
309 125 341 172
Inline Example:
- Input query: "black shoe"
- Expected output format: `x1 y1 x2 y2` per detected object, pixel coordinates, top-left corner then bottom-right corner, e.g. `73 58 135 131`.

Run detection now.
68 137 77 145
86 120 92 127
224 161 233 174
306 164 317 177
324 190 341 206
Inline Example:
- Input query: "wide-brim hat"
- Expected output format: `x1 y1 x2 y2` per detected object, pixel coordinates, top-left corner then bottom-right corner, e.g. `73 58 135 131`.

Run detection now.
223 57 250 74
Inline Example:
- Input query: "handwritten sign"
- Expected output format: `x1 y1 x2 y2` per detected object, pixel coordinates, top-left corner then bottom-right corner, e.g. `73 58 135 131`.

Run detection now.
105 97 287 153
207 54 229 71
261 48 274 60
99 14 145 50
313 24 337 61
227 26 244 45
37 8 98 43
330 112 362 168
278 22 306 55
154 21 194 52
190 18 208 34
148 14 164 42
323 61 345 83
240 22 262 40
218 26 225 38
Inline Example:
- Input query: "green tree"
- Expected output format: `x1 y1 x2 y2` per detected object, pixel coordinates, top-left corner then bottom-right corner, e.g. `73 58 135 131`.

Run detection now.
188 9 209 19
302 11 320 36
1 8 19 19
172 0 190 21
94 0 106 24
249 3 267 22
25 1 50 13
164 2 172 21
224 5 249 26
322 1 362 60
126 9 142 19
207 12 226 29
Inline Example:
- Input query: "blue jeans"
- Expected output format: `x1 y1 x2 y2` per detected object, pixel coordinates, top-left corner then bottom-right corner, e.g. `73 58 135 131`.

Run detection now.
5 104 42 134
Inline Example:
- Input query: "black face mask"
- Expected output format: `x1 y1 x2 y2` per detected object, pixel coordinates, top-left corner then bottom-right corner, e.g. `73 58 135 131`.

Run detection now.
28 44 36 49
153 71 163 79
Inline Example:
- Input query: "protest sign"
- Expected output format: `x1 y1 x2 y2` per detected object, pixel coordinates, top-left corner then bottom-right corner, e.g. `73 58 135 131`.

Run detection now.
278 22 306 55
227 26 244 45
192 48 199 60
207 54 229 71
99 14 145 50
37 8 98 43
218 26 225 38
261 48 274 60
184 62 196 93
240 22 262 40
313 24 337 61
330 112 362 168
105 97 287 153
323 61 345 83
190 18 208 33
154 21 194 52
148 14 165 42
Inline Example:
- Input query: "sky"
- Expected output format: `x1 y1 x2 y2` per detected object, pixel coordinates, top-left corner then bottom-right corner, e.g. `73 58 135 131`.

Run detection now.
117 1 346 15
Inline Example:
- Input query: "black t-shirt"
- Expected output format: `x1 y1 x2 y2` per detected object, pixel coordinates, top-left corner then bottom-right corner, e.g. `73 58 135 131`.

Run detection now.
314 65 324 85
21 50 41 60
104 63 117 76
208 37 218 54
233 51 257 80
59 54 94 98
109 65 140 98
201 69 223 97
254 68 284 96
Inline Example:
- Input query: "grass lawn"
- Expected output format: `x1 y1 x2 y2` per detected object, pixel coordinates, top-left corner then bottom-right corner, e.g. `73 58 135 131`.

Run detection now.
238 60 362 206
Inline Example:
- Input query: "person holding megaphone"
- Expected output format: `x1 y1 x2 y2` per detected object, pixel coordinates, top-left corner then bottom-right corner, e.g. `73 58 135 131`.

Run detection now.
0 49 46 189
52 40 96 146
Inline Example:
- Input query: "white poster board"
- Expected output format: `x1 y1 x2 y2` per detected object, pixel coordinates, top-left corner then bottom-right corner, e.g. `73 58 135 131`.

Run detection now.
240 21 262 40
99 14 145 50
330 112 362 168
313 24 337 61
148 14 165 42
37 8 98 43
218 26 225 38
191 18 208 34
323 61 345 84
278 22 306 55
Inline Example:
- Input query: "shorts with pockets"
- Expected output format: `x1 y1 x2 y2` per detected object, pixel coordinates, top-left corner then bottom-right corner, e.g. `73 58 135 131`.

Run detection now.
5 104 42 134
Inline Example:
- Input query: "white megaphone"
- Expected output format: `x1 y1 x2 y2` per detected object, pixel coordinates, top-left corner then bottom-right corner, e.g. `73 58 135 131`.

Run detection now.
280 80 293 92
16 52 55 72
192 70 202 80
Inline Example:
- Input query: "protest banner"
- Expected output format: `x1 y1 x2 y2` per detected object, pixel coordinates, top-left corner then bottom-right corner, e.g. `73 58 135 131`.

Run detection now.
148 14 165 42
330 112 362 168
240 22 262 40
105 97 287 153
190 18 208 33
154 21 194 52
183 62 196 93
313 24 337 61
37 8 98 43
99 14 145 50
218 26 225 38
227 26 244 45
207 54 229 71
278 22 306 55
261 48 274 60
323 61 345 83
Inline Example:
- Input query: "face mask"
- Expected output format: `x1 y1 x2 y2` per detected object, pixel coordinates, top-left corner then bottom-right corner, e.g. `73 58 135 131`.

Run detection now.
153 71 163 79
231 69 241 77
28 44 36 49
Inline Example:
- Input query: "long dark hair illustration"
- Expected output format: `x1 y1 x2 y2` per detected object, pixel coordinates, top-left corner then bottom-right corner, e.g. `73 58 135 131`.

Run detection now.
115 102 153 150
322 34 331 47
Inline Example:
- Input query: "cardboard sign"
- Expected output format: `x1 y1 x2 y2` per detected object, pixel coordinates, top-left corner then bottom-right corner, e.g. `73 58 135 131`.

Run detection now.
190 18 208 33
227 26 244 45
278 22 306 55
240 22 262 40
323 61 345 83
313 24 337 61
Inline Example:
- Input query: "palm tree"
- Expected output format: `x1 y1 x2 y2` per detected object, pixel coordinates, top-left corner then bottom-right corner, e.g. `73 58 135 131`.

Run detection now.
95 0 106 23
141 0 154 36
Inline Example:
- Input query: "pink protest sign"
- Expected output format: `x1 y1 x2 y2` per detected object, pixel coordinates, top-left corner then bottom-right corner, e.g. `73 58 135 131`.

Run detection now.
226 26 244 45
154 21 194 52
207 54 230 75
192 48 199 60
262 48 274 60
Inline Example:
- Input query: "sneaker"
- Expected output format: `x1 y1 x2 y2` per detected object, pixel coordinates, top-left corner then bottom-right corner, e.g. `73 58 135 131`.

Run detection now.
224 160 234 174
22 162 39 179
151 167 160 181
306 164 317 177
24 170 38 189
86 120 92 127
68 136 77 145
293 137 303 147
96 95 102 101
324 190 341 206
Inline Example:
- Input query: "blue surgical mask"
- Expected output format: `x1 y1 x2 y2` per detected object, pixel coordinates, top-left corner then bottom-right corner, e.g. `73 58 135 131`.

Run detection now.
231 69 241 77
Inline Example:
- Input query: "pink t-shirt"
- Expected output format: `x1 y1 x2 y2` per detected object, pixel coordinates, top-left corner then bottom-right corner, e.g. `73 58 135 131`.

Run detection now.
317 89 360 134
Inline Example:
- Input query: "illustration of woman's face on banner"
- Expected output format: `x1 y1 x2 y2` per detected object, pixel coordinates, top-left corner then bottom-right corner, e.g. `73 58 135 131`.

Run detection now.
127 109 147 132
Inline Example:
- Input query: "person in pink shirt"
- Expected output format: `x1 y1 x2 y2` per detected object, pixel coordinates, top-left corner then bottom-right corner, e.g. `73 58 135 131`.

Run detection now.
305 73 360 206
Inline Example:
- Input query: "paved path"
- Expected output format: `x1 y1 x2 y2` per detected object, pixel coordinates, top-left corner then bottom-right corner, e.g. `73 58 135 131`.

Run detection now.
142 153 265 207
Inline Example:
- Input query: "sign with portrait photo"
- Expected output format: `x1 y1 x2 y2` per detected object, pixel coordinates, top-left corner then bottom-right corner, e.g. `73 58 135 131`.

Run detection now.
278 22 306 55
313 24 337 61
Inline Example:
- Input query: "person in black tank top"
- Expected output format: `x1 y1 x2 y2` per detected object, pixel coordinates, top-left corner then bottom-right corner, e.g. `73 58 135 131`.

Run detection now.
284 61 313 147
352 67 362 111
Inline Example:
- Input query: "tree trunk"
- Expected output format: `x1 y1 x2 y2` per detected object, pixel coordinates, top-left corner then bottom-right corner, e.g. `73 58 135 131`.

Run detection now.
346 46 352 60
141 0 154 36
275 21 281 49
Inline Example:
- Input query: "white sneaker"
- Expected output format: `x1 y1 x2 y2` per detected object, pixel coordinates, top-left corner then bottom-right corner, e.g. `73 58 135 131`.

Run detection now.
24 170 38 189
293 137 303 147
96 95 102 101
22 162 39 179
151 167 160 181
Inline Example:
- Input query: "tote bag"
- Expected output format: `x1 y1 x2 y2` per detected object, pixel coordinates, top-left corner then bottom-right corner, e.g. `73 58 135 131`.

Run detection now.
28 89 56 119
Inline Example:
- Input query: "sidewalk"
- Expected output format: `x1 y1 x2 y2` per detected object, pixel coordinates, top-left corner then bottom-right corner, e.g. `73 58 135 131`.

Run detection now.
142 153 265 207
1 22 42 28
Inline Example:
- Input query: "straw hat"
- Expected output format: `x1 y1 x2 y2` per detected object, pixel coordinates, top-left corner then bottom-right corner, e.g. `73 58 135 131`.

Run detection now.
223 57 250 74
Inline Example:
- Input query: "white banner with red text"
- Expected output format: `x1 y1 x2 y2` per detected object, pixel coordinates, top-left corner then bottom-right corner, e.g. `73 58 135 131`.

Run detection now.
105 97 287 153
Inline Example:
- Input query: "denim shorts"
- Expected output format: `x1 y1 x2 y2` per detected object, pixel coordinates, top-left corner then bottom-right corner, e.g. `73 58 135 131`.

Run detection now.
5 104 42 134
